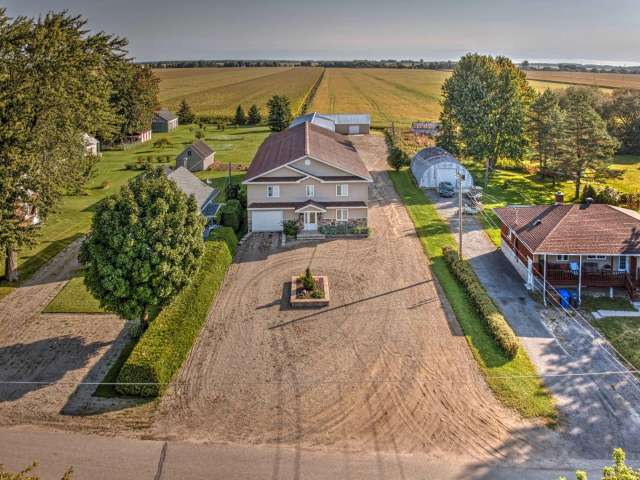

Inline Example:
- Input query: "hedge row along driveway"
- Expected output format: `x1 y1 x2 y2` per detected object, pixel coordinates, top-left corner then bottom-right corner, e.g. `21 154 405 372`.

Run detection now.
116 228 236 397
388 169 556 421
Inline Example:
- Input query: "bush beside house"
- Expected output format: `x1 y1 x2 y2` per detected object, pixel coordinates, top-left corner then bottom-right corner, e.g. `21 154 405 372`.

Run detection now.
116 228 237 397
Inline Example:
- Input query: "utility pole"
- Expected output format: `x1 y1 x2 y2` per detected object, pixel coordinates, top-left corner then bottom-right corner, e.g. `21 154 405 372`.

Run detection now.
458 170 464 257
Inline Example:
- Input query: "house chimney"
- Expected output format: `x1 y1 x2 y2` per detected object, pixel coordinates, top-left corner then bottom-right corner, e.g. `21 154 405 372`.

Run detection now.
554 192 564 205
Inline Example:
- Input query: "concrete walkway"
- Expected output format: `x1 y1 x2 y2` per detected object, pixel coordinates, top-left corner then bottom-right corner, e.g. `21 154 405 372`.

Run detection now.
592 309 640 319
429 191 640 459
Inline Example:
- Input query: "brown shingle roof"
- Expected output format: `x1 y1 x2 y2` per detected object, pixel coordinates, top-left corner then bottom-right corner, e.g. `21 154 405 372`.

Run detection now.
245 122 371 182
494 204 640 255
154 108 178 122
179 139 214 162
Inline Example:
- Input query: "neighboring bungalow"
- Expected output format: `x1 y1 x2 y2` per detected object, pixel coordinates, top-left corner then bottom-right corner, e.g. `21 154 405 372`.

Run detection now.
494 196 640 302
411 121 440 136
176 139 215 172
164 166 220 227
152 108 179 133
243 121 372 233
290 112 371 135
83 133 100 156
410 147 474 190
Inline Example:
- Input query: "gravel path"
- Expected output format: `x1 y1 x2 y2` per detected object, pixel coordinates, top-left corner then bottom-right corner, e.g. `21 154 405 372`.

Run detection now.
152 135 555 461
431 193 640 458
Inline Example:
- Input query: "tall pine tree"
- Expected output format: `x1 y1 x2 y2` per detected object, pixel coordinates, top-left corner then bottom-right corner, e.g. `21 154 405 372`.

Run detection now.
247 104 262 125
234 105 246 126
177 98 196 124
527 89 565 179
267 95 292 132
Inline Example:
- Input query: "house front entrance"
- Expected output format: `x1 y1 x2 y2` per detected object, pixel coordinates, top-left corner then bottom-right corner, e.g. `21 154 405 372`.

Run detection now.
303 211 318 231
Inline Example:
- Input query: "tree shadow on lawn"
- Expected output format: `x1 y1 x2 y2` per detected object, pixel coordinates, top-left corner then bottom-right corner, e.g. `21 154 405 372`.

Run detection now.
0 335 110 402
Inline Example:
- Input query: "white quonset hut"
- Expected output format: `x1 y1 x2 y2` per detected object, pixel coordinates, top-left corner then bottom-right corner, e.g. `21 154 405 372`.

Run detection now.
410 147 474 190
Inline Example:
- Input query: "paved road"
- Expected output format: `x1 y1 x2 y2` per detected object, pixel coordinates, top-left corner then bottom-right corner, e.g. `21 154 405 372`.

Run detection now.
431 192 640 459
0 427 619 480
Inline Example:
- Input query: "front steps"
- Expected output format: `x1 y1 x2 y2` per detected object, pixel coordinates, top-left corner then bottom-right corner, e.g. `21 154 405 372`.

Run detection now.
297 231 326 241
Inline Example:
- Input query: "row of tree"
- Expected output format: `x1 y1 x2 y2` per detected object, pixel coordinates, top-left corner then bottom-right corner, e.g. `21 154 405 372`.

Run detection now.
437 53 637 198
0 10 159 280
234 104 262 125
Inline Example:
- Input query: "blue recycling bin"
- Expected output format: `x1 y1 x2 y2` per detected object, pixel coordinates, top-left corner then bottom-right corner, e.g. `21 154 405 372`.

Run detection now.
558 289 571 308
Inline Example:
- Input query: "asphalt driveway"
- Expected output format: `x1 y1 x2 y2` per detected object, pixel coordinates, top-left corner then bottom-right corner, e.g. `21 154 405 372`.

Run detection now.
431 192 640 458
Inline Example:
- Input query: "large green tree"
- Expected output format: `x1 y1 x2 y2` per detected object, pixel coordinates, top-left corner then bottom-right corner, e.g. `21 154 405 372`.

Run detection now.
601 89 640 154
558 88 618 199
527 89 566 180
80 168 205 328
0 10 123 280
266 95 292 132
108 62 159 142
437 54 534 185
234 105 246 126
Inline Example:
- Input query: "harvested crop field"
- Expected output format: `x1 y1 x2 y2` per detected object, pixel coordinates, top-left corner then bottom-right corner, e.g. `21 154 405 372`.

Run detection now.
153 66 323 116
525 70 640 90
152 134 559 460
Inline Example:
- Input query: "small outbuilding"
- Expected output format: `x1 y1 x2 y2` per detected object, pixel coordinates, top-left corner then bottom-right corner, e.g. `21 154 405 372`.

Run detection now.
176 139 215 172
289 112 370 135
410 147 474 190
164 166 220 228
152 108 179 132
83 133 100 156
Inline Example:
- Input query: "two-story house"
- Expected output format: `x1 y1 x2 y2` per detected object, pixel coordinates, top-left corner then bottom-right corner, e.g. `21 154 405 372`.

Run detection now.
243 121 372 233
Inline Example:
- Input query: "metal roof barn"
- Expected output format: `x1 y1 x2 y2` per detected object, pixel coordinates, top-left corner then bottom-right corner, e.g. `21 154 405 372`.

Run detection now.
410 147 474 190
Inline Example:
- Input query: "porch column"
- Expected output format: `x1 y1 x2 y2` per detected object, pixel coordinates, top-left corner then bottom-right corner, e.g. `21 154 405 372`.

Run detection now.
543 254 547 306
578 255 582 304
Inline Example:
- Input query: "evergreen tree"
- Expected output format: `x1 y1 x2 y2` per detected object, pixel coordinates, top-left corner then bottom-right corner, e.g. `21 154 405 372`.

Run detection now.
439 54 534 185
80 168 205 328
558 89 618 199
527 89 565 179
177 98 196 124
247 104 262 125
234 105 246 126
601 89 640 154
0 10 124 281
267 95 292 132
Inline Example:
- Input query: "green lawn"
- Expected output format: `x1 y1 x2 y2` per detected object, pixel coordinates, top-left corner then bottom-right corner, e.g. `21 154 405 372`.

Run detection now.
388 168 557 421
580 295 637 313
0 125 268 300
592 317 640 372
43 273 104 314
464 154 640 246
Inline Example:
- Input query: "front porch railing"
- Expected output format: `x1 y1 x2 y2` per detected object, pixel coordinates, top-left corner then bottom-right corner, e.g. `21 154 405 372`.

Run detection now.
543 269 628 287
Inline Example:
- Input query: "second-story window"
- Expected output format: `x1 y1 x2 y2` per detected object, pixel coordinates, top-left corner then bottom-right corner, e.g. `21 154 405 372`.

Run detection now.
305 184 315 197
336 184 349 197
266 185 280 198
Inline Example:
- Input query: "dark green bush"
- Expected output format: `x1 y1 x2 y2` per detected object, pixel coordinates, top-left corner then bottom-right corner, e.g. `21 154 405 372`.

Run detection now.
442 247 519 358
209 226 238 254
282 219 299 237
116 234 236 397
221 200 241 232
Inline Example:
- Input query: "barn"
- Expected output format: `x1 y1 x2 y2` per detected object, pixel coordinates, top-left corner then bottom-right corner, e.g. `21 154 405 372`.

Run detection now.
289 112 370 135
410 147 474 190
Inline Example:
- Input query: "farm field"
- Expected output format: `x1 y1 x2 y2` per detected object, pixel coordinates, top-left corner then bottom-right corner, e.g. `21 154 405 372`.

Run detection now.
0 125 268 300
154 67 323 117
525 70 640 90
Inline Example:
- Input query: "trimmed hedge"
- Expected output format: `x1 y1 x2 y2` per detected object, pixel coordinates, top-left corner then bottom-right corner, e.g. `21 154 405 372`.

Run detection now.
442 246 519 358
115 229 237 397
209 226 238 255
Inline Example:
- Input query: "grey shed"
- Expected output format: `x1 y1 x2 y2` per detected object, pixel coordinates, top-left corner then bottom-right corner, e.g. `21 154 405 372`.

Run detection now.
176 139 215 172
410 147 474 190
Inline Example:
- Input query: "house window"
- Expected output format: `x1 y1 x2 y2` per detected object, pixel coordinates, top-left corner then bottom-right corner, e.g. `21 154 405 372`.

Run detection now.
556 255 569 262
336 184 349 197
266 185 280 198
586 255 607 260
187 150 192 157
336 208 348 222
305 185 315 197
618 256 628 271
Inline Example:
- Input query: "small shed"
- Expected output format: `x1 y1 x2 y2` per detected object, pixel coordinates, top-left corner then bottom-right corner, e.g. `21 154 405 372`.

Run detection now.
324 114 370 135
176 139 215 172
152 108 179 132
410 147 474 190
83 133 100 156
164 166 220 226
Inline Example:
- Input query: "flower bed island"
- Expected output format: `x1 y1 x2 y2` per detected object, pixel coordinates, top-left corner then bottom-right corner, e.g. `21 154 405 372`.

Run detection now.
290 268 330 308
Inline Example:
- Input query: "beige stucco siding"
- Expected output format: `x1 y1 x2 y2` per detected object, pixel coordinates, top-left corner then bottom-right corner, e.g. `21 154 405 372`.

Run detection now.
324 207 368 220
261 166 303 178
247 179 368 205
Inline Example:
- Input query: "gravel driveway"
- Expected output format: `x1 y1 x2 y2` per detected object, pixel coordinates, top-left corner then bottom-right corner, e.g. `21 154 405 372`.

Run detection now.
432 193 640 459
153 135 555 461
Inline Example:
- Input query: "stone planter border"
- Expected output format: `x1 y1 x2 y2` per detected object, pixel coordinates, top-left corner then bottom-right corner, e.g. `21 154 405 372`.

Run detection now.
290 276 330 308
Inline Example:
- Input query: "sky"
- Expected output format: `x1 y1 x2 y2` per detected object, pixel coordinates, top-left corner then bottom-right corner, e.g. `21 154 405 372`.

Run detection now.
4 0 640 65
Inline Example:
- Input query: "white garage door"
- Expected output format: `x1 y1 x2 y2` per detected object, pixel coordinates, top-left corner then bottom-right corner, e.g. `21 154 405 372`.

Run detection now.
251 210 283 232
348 125 360 134
436 168 457 186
